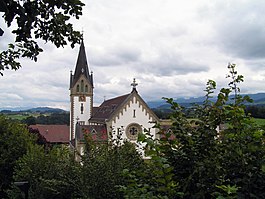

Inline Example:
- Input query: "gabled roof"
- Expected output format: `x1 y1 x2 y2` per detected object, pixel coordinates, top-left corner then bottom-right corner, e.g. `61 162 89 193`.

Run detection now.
90 89 159 123
70 40 93 88
76 124 107 142
29 125 69 143
90 94 130 122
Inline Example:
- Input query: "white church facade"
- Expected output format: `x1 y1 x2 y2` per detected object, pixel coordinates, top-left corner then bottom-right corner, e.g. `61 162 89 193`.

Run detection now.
69 40 160 157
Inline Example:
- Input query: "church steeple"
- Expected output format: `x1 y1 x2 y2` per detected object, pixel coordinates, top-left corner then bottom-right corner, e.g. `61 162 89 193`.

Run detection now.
69 39 94 141
70 39 93 88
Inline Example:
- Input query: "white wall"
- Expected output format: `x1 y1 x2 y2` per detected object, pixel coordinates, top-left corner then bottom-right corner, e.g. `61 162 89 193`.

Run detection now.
110 96 158 156
72 96 91 138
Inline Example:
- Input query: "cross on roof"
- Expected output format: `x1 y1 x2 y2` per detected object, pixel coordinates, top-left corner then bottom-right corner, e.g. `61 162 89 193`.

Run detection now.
81 28 84 40
131 78 138 90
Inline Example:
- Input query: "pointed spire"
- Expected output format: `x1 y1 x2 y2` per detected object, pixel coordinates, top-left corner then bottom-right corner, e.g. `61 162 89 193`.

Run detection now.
71 39 93 87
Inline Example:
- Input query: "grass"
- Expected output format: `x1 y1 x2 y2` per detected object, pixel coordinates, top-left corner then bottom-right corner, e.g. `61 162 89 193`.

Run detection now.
2 112 47 121
253 118 265 126
7 114 29 120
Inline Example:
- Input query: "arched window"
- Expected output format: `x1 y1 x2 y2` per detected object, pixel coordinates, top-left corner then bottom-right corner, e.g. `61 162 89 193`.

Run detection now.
81 80 84 92
85 85 88 92
76 84 80 92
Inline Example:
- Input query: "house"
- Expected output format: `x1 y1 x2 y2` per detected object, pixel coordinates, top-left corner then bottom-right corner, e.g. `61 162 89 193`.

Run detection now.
69 40 160 157
29 124 70 144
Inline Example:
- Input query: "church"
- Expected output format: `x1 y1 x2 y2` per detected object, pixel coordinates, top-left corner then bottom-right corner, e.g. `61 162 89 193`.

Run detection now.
69 40 160 157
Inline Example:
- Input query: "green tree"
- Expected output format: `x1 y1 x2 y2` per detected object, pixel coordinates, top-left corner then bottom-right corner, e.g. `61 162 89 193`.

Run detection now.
22 115 36 125
81 133 145 199
11 145 81 199
0 0 84 75
216 64 265 198
121 64 265 198
0 115 34 198
22 112 70 125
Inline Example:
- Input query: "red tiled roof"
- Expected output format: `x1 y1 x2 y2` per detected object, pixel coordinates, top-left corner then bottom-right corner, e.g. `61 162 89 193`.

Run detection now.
77 124 107 142
30 125 69 143
90 94 130 122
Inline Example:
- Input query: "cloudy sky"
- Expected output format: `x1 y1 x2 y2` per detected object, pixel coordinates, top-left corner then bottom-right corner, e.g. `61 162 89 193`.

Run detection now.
1 0 265 110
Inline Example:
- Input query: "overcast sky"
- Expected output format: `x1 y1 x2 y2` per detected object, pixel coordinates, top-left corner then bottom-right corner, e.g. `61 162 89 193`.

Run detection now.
1 0 265 110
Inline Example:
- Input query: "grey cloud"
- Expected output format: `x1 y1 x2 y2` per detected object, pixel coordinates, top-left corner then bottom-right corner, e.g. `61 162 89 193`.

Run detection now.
205 1 265 60
90 45 141 67
138 77 206 101
244 59 265 71
138 52 209 76
217 22 265 59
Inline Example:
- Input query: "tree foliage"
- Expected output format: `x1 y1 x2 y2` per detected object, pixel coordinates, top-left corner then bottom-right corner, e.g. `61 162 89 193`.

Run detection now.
0 0 84 75
245 105 265 119
0 115 34 198
22 112 70 125
121 63 265 198
10 145 81 199
7 128 145 199
80 132 145 199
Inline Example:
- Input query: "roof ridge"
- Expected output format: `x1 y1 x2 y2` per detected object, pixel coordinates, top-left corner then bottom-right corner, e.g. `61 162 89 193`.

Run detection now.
104 93 130 102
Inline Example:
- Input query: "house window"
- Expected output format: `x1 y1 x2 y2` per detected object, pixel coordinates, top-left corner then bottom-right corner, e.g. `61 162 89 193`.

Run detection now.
76 84 80 92
81 103 84 114
133 109 136 118
85 85 88 92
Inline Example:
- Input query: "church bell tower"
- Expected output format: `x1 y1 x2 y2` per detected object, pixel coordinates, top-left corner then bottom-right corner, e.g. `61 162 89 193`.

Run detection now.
69 39 93 140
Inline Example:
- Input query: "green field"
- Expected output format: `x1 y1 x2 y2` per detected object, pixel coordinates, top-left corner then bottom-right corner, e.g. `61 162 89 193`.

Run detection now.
254 118 265 126
7 114 29 120
2 112 45 121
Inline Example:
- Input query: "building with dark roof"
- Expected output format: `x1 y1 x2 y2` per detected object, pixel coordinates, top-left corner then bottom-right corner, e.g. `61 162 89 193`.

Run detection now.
69 40 160 158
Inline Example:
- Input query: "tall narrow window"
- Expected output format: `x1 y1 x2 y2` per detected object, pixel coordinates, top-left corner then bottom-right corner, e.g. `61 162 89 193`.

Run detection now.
81 80 84 92
76 84 80 92
133 109 136 118
81 103 84 114
85 85 88 92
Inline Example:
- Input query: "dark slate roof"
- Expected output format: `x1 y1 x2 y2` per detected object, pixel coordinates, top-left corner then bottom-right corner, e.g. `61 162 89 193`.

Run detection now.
92 107 99 117
90 94 130 122
70 40 93 88
30 125 69 143
76 124 107 142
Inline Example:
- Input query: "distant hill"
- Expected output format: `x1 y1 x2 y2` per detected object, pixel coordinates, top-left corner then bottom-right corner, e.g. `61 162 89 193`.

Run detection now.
147 93 265 109
26 107 67 113
0 107 32 112
1 93 265 113
0 107 67 113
